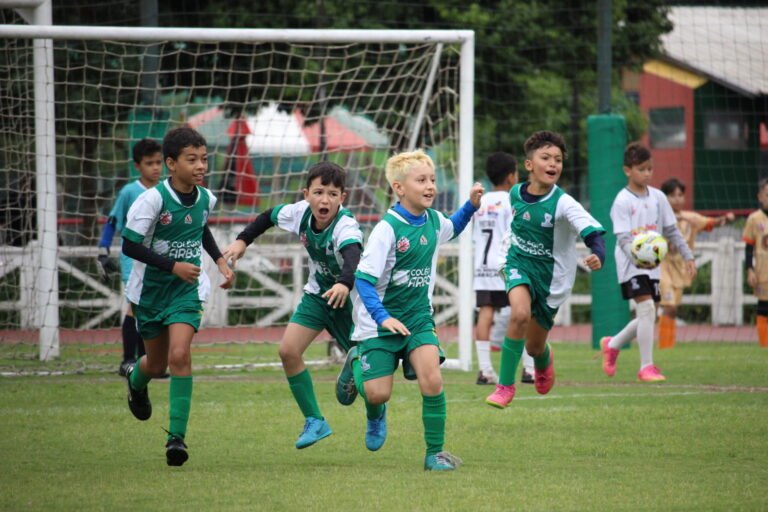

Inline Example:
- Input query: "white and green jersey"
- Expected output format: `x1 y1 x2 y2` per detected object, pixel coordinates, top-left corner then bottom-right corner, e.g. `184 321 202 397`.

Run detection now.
506 183 603 308
271 200 363 295
123 179 216 307
352 208 454 340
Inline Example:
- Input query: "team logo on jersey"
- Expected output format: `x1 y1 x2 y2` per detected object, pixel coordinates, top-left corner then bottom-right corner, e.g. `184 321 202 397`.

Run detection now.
541 213 553 228
397 236 410 253
419 235 428 245
759 223 765 233
184 214 192 224
159 210 172 225
522 211 531 221
299 232 309 247
360 355 371 372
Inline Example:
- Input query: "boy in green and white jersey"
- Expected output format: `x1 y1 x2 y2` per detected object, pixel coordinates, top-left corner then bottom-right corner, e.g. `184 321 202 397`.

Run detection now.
223 161 363 450
338 149 484 471
485 131 606 409
122 127 235 466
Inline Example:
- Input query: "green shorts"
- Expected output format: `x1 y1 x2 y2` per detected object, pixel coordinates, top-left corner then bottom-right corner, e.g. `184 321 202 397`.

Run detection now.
358 327 445 382
132 301 204 341
289 292 355 352
502 258 558 331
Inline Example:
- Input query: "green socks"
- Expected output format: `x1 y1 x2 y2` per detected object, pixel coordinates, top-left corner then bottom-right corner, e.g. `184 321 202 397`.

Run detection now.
534 343 551 370
287 369 322 419
168 375 192 440
129 356 151 391
499 337 525 386
422 392 446 456
352 357 384 420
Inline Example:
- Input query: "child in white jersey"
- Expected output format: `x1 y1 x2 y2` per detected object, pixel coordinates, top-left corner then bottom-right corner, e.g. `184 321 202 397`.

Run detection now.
338 149 483 471
485 131 605 409
600 142 696 382
473 152 534 384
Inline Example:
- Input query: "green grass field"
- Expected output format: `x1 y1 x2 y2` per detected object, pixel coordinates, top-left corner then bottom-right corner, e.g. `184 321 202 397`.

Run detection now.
1 342 767 511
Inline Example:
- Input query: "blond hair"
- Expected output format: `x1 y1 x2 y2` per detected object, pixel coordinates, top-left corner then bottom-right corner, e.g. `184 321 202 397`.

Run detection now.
385 149 435 186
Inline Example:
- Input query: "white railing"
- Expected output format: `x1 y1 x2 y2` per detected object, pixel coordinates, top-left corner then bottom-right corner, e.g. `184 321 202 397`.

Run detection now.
0 236 750 331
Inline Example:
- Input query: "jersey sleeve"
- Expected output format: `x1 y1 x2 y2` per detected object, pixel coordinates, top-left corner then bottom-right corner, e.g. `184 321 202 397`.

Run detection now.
333 214 363 251
743 213 757 245
109 186 132 232
560 194 604 238
659 192 678 230
270 200 310 236
206 187 217 215
610 192 633 234
354 222 395 285
122 188 163 244
689 211 714 233
436 210 455 244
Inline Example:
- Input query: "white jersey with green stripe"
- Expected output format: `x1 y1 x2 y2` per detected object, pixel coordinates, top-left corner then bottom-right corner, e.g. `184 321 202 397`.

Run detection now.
271 200 363 295
507 183 604 308
352 208 454 340
123 179 216 307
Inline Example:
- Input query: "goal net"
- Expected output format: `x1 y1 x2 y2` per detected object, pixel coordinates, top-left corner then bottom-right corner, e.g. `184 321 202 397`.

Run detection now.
0 21 475 373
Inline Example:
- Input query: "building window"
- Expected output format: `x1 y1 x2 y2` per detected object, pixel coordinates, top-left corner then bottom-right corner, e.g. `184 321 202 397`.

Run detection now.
704 112 748 150
649 107 686 149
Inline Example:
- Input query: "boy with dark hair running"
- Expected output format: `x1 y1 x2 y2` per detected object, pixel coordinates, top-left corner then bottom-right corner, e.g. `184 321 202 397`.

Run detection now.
96 138 163 375
486 131 606 408
122 127 234 466
223 161 363 449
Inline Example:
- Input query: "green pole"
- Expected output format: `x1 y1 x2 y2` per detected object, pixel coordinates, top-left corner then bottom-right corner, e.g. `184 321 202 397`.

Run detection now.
588 114 629 349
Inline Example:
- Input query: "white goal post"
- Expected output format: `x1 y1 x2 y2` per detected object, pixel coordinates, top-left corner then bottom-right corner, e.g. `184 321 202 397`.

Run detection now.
0 21 475 371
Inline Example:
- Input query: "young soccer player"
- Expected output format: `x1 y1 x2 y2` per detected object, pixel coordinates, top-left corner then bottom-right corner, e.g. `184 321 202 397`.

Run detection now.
338 149 483 471
485 131 605 408
659 178 735 348
473 152 534 385
121 127 234 466
600 143 696 382
222 161 363 449
96 139 163 376
742 178 768 347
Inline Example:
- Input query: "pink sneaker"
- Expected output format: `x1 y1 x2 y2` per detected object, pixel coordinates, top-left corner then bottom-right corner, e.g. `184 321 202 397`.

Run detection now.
534 348 555 395
600 336 619 377
485 384 516 408
637 365 666 382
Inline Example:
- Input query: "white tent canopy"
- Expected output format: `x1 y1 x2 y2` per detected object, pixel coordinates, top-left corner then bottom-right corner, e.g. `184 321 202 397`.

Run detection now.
245 102 311 156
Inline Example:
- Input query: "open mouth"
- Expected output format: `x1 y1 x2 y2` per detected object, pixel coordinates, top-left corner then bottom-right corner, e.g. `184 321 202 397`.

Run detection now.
545 170 557 178
318 207 330 215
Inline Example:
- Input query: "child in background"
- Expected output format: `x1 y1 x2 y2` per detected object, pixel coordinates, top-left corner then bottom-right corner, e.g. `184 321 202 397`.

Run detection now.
485 131 605 409
95 139 163 376
340 149 483 471
473 152 533 384
601 143 695 382
742 178 768 347
659 178 734 348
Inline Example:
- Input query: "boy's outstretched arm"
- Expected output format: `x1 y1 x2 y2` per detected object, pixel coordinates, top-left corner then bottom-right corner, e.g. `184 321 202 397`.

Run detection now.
583 231 605 271
202 225 234 289
448 182 484 237
222 208 275 267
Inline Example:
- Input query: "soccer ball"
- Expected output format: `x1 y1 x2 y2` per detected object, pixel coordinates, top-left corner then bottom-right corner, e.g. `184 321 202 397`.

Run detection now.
630 231 668 269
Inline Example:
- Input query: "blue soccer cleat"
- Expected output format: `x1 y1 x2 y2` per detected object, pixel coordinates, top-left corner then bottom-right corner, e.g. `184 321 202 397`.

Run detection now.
335 346 359 406
295 417 332 449
424 451 462 471
365 404 387 451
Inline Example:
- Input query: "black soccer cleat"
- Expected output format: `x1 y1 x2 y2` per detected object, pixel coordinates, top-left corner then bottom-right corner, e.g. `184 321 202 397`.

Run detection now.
118 360 135 377
125 366 152 421
521 369 534 384
165 435 189 467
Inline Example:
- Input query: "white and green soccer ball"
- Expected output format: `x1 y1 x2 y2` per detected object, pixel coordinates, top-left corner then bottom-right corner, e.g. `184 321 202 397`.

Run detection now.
630 231 668 269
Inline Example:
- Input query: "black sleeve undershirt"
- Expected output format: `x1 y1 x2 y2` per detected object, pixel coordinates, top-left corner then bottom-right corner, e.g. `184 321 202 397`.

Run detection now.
236 208 276 246
746 243 754 270
336 243 362 289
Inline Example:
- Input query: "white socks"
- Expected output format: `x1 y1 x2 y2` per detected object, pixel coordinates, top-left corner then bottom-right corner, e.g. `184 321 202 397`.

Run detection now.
475 340 493 373
635 299 656 369
609 318 638 350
